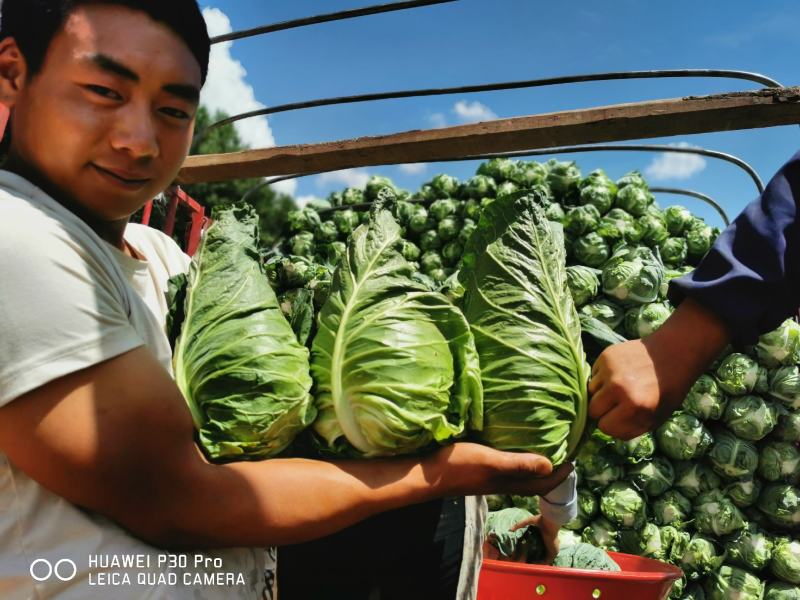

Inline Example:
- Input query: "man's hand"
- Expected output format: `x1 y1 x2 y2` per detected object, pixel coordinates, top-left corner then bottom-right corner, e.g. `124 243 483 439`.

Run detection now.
432 443 574 498
588 298 730 440
510 514 561 564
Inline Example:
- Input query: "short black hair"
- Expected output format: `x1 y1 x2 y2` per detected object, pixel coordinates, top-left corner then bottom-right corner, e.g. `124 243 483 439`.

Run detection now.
0 0 210 85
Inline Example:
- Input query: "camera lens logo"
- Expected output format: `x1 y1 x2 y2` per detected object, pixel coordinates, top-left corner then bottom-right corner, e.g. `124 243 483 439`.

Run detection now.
30 558 77 582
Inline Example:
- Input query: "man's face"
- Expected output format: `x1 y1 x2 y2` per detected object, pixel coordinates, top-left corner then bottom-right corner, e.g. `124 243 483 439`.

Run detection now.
7 4 202 221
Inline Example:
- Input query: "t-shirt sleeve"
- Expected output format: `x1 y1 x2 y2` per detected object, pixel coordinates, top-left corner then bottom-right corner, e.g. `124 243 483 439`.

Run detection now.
668 151 800 347
539 468 578 527
0 225 145 406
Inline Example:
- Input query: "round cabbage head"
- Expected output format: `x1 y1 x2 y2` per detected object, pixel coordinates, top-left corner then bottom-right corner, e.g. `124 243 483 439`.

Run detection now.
496 181 519 198
429 174 460 199
758 483 800 529
616 170 649 190
707 428 759 479
724 477 763 508
687 221 715 260
683 374 728 421
579 451 624 492
680 535 725 578
564 489 599 531
638 212 670 247
703 565 765 600
769 366 800 409
463 174 497 199
652 488 692 526
692 489 747 536
437 215 461 242
572 232 611 267
771 538 800 585
623 301 672 339
510 160 548 188
581 517 619 551
408 206 434 234
716 353 762 396
602 245 665 305
753 319 800 368
579 299 625 330
419 230 442 252
627 455 675 497
596 208 639 243
563 204 602 236
429 198 458 221
659 236 689 267
611 431 656 463
600 481 647 529
773 409 800 443
615 184 653 216
664 205 695 235
477 157 517 183
287 206 323 234
580 183 615 215
566 265 601 307
545 159 581 200
765 582 800 600
656 412 713 461
364 175 396 201
725 523 774 572
758 441 800 483
619 523 664 559
674 460 721 499
723 395 779 441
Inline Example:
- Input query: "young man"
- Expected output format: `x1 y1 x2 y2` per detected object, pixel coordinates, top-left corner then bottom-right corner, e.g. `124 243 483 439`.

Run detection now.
589 152 800 439
0 1 572 599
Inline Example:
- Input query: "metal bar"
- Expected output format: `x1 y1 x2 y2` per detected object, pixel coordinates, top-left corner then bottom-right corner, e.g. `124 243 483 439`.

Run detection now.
199 69 783 141
179 87 800 184
650 187 730 226
210 0 457 44
140 200 153 226
162 189 180 237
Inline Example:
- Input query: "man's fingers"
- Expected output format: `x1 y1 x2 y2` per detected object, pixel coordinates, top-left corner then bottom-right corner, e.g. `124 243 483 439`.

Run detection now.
587 384 616 420
597 407 644 440
510 514 540 532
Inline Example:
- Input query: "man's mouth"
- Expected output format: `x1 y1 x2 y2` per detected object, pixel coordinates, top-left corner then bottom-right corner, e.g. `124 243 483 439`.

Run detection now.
91 164 152 189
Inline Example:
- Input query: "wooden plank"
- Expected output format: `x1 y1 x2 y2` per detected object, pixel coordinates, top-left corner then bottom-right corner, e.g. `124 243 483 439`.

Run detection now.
177 87 800 184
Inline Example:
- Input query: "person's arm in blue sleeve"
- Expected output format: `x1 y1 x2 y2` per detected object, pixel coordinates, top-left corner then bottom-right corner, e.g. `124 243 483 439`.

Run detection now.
587 151 800 440
669 151 800 346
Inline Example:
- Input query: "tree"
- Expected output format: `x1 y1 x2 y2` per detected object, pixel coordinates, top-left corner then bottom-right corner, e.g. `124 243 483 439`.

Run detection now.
135 106 295 249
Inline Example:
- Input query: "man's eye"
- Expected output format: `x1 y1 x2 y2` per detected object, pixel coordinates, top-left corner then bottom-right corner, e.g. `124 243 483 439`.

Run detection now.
86 85 122 101
160 107 191 120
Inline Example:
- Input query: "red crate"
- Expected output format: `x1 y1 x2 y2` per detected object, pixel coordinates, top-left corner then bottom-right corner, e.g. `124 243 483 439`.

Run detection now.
478 552 682 600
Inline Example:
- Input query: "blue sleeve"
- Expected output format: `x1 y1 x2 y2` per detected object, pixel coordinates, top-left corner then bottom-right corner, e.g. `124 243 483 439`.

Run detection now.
668 151 800 347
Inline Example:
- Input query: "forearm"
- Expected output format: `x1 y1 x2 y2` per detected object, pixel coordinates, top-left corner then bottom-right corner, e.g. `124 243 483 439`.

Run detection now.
155 452 451 550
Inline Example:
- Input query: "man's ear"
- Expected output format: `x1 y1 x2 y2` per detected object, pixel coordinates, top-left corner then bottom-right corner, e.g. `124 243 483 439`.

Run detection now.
0 37 27 108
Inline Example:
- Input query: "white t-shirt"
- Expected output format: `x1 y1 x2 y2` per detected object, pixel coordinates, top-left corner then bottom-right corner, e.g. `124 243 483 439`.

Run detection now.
0 171 270 599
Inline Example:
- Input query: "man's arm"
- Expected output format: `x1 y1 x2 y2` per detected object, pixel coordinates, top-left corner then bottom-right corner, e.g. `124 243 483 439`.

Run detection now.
589 150 800 439
0 346 571 550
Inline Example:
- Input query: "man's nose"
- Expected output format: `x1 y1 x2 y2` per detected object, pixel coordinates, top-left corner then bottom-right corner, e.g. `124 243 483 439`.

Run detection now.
109 101 159 159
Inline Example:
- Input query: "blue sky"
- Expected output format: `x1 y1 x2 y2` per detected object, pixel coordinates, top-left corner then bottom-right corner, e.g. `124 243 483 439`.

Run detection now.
197 0 800 227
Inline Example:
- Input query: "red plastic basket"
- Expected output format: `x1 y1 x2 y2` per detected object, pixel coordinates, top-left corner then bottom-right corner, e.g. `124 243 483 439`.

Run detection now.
477 552 682 600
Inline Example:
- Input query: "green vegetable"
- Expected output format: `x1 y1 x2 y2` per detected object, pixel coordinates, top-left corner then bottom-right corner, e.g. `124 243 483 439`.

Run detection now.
680 535 725 578
510 161 548 188
664 205 695 236
773 410 800 443
723 395 779 441
660 237 689 267
600 481 647 529
617 170 649 190
703 565 765 600
409 207 434 234
580 299 626 330
769 366 800 410
437 215 461 242
289 232 316 257
707 428 759 479
572 232 611 267
627 456 675 497
726 523 774 572
579 451 625 492
565 489 599 531
758 441 800 483
624 301 672 338
638 212 670 246
459 192 589 465
619 523 666 560
566 266 601 307
724 477 763 508
429 198 458 221
442 241 464 267
279 288 316 347
580 183 615 215
464 174 497 199
716 353 762 396
602 245 665 306
173 206 315 460
674 461 721 499
754 320 800 368
615 184 653 216
581 517 619 551
653 489 692 526
765 582 800 600
478 158 517 183
553 543 621 571
686 222 715 261
315 220 339 243
758 484 800 529
397 239 421 263
364 175 396 201
497 181 519 197
612 432 657 463
772 539 800 584
333 209 360 236
546 159 581 201
430 174 460 199
563 204 602 236
311 207 482 456
287 207 322 234
656 413 713 461
692 489 746 537
597 208 639 243
342 186 365 206
484 507 543 560
683 374 728 421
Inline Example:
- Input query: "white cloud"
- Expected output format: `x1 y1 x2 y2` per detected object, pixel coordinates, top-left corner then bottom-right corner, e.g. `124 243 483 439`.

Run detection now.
201 8 275 150
453 100 498 124
644 142 707 181
428 113 448 129
317 168 371 189
295 195 322 209
271 178 298 197
399 163 427 175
